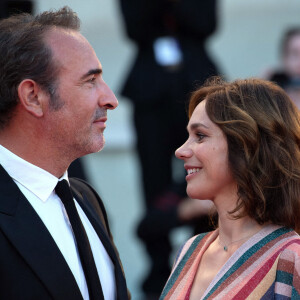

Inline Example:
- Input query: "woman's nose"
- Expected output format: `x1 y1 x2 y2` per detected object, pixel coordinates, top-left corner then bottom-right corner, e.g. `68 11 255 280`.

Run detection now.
175 141 192 160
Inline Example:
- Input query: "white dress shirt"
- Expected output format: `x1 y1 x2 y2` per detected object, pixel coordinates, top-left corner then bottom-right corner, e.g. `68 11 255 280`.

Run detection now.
0 145 116 300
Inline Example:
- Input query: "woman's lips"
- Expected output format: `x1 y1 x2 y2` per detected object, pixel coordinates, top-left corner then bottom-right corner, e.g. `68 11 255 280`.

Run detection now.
184 165 202 180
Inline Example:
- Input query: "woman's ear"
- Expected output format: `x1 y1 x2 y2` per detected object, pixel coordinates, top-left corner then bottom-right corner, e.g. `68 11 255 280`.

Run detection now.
17 79 48 117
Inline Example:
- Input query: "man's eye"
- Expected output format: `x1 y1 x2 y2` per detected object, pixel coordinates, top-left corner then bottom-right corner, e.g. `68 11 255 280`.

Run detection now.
88 76 96 83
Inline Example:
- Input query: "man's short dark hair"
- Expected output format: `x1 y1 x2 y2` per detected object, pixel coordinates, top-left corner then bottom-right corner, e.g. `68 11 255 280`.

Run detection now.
0 6 80 128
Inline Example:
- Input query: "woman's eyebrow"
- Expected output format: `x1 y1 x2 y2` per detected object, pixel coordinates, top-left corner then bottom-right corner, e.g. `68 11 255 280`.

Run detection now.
188 123 209 131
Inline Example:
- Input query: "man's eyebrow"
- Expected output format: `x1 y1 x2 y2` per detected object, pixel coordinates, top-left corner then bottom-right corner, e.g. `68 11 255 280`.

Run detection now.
188 123 209 131
80 68 102 80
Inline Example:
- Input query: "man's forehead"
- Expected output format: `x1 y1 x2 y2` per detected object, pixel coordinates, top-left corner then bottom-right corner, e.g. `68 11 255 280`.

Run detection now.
45 28 101 73
45 28 87 53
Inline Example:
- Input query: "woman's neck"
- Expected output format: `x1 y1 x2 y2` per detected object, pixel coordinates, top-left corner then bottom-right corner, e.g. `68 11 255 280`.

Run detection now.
217 212 263 250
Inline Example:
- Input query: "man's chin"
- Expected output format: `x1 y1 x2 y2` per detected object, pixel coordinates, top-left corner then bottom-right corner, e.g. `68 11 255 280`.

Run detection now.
96 143 105 153
94 139 105 153
81 138 105 156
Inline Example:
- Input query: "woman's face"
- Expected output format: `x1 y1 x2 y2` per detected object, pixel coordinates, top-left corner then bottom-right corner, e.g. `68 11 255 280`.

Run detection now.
175 100 237 202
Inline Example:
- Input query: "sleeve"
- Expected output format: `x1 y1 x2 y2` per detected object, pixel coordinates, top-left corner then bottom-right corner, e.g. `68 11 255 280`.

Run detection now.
275 241 300 299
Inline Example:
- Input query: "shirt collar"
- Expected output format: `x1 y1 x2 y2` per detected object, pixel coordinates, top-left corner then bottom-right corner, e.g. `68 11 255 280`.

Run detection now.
0 145 69 202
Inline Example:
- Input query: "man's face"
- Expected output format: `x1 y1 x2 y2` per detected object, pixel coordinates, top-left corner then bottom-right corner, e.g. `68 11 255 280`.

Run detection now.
43 29 118 160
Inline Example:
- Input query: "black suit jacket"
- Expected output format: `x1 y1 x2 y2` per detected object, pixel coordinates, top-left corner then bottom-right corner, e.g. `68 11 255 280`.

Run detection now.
0 165 129 300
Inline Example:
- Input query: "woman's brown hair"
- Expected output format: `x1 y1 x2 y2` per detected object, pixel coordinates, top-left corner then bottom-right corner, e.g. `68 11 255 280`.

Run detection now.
189 77 300 230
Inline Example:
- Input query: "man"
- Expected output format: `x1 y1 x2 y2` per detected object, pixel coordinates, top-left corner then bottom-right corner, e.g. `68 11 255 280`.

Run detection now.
0 6 129 300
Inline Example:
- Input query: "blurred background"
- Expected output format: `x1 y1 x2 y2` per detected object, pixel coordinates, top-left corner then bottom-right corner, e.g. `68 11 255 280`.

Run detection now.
2 0 300 299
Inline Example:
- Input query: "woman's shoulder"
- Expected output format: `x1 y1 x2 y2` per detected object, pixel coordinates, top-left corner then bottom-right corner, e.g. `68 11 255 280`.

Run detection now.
174 231 215 265
276 230 300 270
278 231 300 257
275 231 300 296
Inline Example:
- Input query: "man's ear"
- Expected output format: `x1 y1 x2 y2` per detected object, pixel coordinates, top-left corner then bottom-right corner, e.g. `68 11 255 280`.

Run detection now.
17 79 48 117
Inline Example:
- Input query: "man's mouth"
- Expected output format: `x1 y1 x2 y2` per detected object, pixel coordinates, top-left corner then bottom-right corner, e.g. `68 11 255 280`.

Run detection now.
94 117 107 123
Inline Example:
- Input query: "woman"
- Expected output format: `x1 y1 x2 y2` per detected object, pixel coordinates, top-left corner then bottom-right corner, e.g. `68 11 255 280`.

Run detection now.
160 77 300 299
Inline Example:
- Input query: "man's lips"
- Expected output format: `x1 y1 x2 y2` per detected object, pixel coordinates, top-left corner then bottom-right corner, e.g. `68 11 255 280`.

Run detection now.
93 117 107 128
94 117 107 122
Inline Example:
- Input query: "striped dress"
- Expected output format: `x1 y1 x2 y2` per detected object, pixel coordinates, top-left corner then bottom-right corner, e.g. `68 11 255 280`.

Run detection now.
160 225 300 299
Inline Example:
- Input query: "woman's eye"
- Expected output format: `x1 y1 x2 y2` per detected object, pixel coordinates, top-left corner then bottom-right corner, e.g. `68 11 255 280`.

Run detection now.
196 133 206 142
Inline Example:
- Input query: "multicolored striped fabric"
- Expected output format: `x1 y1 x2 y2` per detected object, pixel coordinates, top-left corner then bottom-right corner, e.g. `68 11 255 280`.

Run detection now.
160 225 300 299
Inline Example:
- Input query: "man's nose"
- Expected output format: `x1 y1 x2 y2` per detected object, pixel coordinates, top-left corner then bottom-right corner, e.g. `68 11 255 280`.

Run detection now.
99 81 118 110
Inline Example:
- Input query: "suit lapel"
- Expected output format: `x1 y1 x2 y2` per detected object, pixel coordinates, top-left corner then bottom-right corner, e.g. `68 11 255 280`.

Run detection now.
71 186 129 300
71 187 118 262
0 166 83 300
